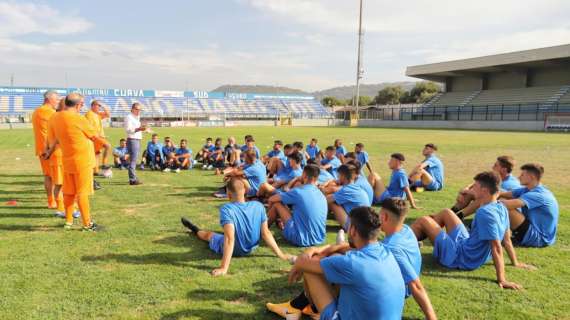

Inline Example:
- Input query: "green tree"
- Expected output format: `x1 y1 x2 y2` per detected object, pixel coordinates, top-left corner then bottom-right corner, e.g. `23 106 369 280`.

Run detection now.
321 96 344 107
348 95 373 107
409 81 440 103
374 86 404 105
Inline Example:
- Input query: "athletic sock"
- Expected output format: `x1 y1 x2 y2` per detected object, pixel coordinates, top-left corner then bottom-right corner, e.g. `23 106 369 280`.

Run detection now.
290 291 310 310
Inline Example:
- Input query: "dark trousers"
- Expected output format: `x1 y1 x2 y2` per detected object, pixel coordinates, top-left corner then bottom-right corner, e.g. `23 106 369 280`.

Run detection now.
127 138 141 182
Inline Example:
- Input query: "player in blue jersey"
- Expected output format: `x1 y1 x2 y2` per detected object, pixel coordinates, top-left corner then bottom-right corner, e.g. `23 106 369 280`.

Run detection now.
143 133 164 170
306 138 321 160
334 138 347 163
220 149 267 198
368 153 418 208
408 143 444 191
354 142 372 173
173 139 192 172
257 152 303 198
266 164 328 247
112 138 129 169
282 206 405 320
411 171 535 289
328 164 370 230
195 137 214 168
320 146 342 179
209 137 225 174
181 178 291 276
499 163 559 248
263 140 285 164
452 156 522 218
161 137 177 172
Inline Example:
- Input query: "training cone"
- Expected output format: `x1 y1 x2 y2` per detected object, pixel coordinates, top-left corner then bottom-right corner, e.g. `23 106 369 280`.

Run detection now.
6 200 18 206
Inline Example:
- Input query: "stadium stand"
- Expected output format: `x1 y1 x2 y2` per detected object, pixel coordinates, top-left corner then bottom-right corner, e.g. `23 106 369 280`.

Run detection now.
0 88 331 121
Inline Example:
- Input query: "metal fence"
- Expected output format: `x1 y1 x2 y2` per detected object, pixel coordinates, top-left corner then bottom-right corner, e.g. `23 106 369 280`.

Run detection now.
336 103 570 121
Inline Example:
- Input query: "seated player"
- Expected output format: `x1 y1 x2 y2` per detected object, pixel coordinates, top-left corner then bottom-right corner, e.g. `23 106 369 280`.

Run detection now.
306 138 321 161
197 137 215 169
161 137 177 172
320 146 342 179
145 133 164 170
408 143 444 191
334 138 347 163
173 139 192 172
410 171 535 289
282 206 405 319
319 156 372 205
368 153 418 208
239 135 261 163
224 136 240 167
354 143 372 173
292 141 309 167
328 164 370 230
499 163 559 248
257 152 303 198
268 201 436 320
286 159 335 190
209 138 225 174
262 140 285 164
452 156 521 218
266 164 327 247
180 178 291 276
112 139 129 169
218 150 266 198
266 143 294 177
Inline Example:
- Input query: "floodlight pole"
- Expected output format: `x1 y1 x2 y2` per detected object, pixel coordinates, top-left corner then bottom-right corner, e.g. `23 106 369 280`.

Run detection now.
354 0 364 116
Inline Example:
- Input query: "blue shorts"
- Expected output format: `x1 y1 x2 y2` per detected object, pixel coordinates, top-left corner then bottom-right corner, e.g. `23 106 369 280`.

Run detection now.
413 179 442 191
320 300 341 320
282 219 300 246
373 190 391 204
433 224 469 268
208 233 224 254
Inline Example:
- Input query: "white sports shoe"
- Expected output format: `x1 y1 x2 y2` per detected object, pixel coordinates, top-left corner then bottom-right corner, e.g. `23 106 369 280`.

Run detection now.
202 165 207 169
207 165 213 170
54 211 65 218
163 168 171 172
175 168 181 173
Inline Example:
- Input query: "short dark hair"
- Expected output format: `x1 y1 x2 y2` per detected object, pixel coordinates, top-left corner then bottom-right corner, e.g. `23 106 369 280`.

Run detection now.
349 206 381 240
152 133 159 138
380 198 408 221
288 151 304 164
496 156 515 173
521 163 544 181
391 153 405 162
307 159 317 165
119 138 126 143
244 149 257 162
311 138 318 142
425 143 438 151
180 139 187 144
284 144 293 150
293 141 304 149
215 137 222 143
165 136 171 141
206 137 212 141
473 171 501 195
274 140 283 146
65 93 83 107
325 146 335 152
246 137 255 143
355 143 364 148
338 164 356 181
344 159 362 173
344 151 356 159
244 134 253 140
304 164 320 180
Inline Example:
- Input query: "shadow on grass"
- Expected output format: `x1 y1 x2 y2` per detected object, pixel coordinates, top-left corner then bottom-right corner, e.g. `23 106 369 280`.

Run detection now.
0 224 58 231
0 180 43 186
159 309 254 320
0 212 53 219
0 173 43 178
81 250 219 267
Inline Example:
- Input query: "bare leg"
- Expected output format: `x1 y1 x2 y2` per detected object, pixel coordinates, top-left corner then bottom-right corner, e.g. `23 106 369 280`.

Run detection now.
330 203 348 230
196 230 215 242
431 209 463 232
507 208 526 230
267 202 292 229
410 215 443 243
303 273 336 313
368 172 385 199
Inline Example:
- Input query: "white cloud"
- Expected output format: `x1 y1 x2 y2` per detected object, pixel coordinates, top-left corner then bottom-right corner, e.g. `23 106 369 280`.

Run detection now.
0 2 92 36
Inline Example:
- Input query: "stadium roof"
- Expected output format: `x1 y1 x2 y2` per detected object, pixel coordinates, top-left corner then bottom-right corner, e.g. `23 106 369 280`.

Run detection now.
406 44 570 82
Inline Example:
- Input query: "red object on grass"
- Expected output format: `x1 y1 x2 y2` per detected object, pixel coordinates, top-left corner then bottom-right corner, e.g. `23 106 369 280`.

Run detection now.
6 200 18 206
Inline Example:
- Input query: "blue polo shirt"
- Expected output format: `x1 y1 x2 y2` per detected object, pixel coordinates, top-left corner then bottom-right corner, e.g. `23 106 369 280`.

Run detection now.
321 156 342 179
280 184 327 246
512 185 559 247
424 154 444 190
219 201 267 256
306 145 320 159
501 174 521 191
383 225 422 298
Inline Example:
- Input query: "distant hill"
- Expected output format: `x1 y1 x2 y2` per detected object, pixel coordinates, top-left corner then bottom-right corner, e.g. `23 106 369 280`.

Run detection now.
312 82 417 100
212 82 420 100
212 85 309 95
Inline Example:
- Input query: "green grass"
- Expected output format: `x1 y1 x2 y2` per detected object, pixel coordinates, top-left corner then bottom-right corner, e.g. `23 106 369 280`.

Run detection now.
0 127 569 320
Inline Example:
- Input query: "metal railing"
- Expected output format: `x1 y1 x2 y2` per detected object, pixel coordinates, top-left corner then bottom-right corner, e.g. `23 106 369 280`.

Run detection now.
336 103 570 121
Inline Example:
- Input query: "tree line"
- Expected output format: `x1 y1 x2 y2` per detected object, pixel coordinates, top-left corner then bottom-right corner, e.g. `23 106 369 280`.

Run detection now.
321 81 440 107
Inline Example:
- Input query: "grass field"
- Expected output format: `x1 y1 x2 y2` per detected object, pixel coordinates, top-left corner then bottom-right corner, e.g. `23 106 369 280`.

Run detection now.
0 127 568 320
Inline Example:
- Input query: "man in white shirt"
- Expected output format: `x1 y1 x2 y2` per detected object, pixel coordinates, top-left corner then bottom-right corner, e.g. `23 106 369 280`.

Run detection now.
124 103 146 185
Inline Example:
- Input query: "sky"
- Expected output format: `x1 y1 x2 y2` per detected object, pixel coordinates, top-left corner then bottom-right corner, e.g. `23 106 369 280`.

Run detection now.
0 0 569 92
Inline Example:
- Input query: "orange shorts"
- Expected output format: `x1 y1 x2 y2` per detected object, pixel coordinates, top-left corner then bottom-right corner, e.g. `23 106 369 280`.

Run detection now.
93 138 108 155
39 157 51 176
63 169 94 196
50 165 64 185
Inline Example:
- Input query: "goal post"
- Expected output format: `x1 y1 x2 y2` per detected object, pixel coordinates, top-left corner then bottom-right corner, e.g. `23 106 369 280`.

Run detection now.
544 113 570 132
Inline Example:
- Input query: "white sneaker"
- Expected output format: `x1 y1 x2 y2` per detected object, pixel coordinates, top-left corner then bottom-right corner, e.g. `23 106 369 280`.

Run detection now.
73 210 81 218
202 165 207 169
54 211 65 218
336 229 345 245
163 168 171 172
193 160 198 165
207 165 213 170
175 168 181 173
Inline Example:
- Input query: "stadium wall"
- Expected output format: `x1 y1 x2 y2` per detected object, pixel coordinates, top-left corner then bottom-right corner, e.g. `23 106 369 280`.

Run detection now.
356 120 544 131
